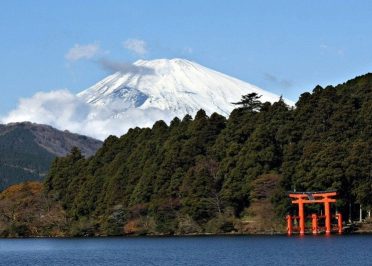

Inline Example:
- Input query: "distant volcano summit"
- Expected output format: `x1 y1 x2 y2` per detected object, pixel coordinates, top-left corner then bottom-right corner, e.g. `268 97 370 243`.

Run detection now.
2 58 291 140
78 58 287 119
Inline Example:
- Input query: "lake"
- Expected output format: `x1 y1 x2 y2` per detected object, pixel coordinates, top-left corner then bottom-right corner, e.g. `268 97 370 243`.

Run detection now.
0 235 370 265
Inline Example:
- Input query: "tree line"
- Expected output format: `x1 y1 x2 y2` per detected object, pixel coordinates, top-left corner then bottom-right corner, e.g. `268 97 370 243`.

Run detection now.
45 73 372 235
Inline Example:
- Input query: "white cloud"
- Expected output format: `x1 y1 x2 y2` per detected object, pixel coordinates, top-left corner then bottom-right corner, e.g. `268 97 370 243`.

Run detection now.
98 58 154 75
1 90 172 140
65 43 100 61
123 39 148 55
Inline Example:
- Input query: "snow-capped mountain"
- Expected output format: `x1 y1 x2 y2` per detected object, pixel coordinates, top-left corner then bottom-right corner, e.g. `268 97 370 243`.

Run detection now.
2 58 292 140
78 58 286 118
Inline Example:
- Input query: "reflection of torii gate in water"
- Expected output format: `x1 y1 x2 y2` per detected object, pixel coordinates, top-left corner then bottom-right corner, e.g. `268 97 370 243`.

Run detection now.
287 191 342 235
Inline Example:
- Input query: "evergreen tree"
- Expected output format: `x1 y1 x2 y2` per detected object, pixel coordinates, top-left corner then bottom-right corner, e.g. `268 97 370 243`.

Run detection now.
232 92 263 112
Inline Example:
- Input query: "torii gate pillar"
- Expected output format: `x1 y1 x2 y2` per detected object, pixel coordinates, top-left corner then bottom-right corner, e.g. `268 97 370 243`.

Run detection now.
324 200 331 234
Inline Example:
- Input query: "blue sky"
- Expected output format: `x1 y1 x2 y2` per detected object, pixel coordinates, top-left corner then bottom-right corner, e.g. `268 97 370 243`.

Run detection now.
1 0 372 115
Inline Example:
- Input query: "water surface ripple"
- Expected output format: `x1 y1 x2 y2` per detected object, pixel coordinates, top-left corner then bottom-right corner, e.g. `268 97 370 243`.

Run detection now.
0 235 370 265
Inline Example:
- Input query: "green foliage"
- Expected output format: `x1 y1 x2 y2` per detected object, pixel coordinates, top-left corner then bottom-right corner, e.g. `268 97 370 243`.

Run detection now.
232 92 263 112
45 73 372 235
0 127 54 189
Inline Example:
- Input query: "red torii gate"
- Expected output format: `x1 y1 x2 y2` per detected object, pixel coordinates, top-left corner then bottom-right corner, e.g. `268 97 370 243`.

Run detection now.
287 191 342 235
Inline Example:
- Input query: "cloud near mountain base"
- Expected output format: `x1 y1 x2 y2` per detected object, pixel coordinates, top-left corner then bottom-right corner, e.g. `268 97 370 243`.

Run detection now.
1 90 173 140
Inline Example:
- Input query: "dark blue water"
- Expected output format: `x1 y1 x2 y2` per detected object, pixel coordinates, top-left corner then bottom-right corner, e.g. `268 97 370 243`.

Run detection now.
0 235 370 265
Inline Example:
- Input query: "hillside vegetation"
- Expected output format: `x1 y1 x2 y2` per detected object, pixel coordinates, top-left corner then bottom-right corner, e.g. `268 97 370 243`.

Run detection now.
0 181 66 237
0 122 102 189
44 73 371 236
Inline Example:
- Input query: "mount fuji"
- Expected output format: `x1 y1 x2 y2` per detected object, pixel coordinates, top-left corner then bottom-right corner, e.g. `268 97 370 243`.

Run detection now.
78 58 288 119
3 58 292 140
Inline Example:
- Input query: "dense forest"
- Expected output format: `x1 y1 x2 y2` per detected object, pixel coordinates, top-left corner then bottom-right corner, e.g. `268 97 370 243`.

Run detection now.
43 73 371 236
0 126 55 189
0 123 102 190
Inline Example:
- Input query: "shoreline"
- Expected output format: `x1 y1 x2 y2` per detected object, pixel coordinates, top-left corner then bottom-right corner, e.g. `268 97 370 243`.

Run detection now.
1 230 371 239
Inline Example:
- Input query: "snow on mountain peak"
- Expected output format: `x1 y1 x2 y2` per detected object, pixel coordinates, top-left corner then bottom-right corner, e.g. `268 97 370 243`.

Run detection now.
2 58 293 140
78 58 287 119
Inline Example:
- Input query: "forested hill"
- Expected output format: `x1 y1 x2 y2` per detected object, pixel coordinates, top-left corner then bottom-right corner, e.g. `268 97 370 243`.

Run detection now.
45 73 371 236
0 122 102 190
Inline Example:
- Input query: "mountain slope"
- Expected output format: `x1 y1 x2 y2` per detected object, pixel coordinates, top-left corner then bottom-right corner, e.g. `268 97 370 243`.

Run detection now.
78 58 288 118
0 122 102 189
